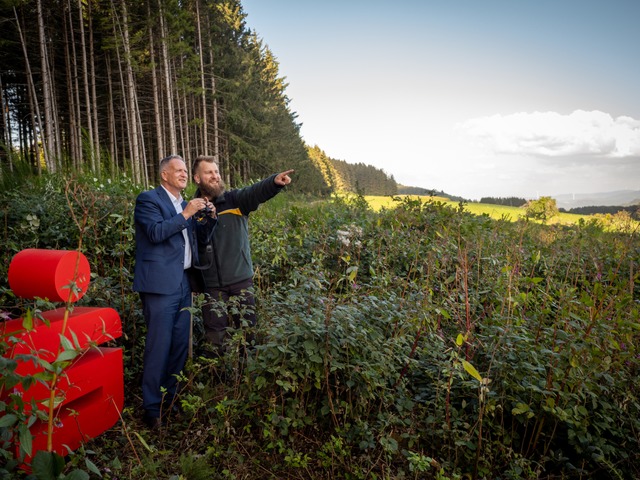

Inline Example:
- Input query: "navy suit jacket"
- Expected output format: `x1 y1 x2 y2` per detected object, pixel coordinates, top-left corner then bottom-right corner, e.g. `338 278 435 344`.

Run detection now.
133 186 196 295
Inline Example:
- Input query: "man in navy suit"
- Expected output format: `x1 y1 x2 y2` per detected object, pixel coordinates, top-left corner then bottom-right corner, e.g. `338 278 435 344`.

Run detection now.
133 154 215 429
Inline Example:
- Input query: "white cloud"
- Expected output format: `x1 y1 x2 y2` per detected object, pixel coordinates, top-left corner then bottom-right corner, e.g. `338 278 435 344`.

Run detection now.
457 110 640 158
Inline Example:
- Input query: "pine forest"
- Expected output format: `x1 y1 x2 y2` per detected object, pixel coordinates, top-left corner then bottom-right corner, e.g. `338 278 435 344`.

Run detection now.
0 0 397 195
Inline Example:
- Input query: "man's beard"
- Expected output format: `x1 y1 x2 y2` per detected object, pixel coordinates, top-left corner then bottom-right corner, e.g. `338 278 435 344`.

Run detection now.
199 180 225 200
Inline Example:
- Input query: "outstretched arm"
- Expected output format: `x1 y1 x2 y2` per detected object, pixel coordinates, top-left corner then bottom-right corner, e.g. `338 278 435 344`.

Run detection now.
235 171 295 214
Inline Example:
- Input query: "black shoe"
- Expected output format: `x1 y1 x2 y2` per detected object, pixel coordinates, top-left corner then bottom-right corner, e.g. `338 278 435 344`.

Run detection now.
163 402 182 415
162 394 180 412
198 348 222 360
143 414 163 430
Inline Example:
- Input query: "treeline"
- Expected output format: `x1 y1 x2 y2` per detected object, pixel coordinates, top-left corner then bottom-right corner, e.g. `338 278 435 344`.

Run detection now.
0 0 326 192
308 145 397 196
563 204 640 219
397 185 466 203
479 196 528 207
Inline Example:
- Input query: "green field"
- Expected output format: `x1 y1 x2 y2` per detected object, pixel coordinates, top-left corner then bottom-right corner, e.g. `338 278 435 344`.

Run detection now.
364 194 591 224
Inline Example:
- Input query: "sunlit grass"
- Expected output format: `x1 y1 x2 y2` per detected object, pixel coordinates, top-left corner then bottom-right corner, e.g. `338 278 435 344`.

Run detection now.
364 194 590 225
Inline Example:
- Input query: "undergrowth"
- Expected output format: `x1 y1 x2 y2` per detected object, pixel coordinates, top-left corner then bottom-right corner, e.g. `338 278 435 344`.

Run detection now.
1 176 639 479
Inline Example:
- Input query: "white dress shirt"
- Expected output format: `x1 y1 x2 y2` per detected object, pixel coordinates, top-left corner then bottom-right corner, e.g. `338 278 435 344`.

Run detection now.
161 186 192 270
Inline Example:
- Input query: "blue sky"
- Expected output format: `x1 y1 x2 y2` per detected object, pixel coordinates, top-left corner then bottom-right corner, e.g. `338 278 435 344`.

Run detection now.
241 0 640 200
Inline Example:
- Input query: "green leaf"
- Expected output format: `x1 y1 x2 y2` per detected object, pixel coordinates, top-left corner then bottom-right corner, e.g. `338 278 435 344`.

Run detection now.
309 354 323 363
33 371 55 383
18 424 33 457
379 436 398 453
31 450 65 480
512 403 531 415
22 309 34 331
40 395 67 409
456 334 464 347
346 266 358 281
59 334 74 351
65 469 91 480
84 457 102 477
37 358 55 372
56 350 79 363
462 360 483 383
133 432 155 453
21 375 36 390
69 329 81 350
0 413 17 428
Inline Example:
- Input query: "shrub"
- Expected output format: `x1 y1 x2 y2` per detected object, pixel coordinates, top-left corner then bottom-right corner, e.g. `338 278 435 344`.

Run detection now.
1 176 639 479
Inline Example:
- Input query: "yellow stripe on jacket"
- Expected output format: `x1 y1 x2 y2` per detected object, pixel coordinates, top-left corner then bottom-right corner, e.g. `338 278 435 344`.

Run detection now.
218 208 243 216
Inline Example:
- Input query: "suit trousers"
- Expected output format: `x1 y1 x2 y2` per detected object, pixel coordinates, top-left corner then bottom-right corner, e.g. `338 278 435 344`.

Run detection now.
140 270 191 417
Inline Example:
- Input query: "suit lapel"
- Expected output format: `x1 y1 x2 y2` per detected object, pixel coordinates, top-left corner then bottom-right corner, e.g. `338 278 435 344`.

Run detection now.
155 187 174 216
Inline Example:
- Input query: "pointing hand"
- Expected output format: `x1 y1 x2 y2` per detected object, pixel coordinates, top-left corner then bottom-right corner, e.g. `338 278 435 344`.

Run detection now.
275 169 294 186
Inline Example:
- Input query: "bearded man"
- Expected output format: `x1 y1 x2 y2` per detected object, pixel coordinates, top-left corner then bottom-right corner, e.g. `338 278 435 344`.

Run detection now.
191 155 293 357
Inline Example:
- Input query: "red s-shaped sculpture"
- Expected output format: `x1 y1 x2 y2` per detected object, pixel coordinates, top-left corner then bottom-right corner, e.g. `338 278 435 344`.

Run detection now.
2 249 123 459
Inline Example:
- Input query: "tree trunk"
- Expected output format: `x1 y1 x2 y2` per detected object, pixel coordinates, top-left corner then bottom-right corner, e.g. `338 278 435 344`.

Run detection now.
64 0 81 168
120 0 142 183
176 56 189 162
14 7 43 174
195 0 207 155
158 1 177 154
88 0 101 173
206 27 220 165
148 2 164 165
36 0 54 172
106 56 117 175
134 93 149 185
78 0 96 172
0 75 13 171
108 8 130 176
0 74 13 172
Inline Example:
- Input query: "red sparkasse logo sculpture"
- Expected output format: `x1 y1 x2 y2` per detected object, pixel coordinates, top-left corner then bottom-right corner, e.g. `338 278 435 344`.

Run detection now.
1 249 123 460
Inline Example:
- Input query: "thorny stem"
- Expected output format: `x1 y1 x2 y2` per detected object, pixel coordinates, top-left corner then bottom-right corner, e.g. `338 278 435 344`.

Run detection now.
111 397 142 466
46 181 91 451
323 296 339 428
46 240 84 451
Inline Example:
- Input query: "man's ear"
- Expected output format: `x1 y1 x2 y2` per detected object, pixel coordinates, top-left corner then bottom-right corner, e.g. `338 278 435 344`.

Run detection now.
193 173 200 184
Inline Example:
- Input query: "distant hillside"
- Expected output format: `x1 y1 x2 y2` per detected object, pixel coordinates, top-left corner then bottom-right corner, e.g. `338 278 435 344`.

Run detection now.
307 145 397 196
397 185 467 203
479 196 528 207
553 190 640 209
565 204 640 219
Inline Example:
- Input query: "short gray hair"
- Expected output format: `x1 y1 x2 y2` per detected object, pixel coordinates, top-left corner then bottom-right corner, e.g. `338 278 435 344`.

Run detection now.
160 154 184 173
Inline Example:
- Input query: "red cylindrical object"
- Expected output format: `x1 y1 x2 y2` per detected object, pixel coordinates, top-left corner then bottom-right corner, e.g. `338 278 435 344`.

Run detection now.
8 249 91 303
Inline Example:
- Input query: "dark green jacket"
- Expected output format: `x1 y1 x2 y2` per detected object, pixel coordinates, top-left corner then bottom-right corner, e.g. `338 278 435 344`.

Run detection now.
194 174 284 288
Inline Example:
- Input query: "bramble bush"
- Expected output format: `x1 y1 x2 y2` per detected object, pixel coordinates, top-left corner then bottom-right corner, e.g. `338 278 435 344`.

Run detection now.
1 176 639 479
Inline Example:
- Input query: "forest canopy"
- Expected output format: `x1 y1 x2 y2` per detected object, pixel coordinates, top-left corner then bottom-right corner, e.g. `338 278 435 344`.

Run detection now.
0 0 369 194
